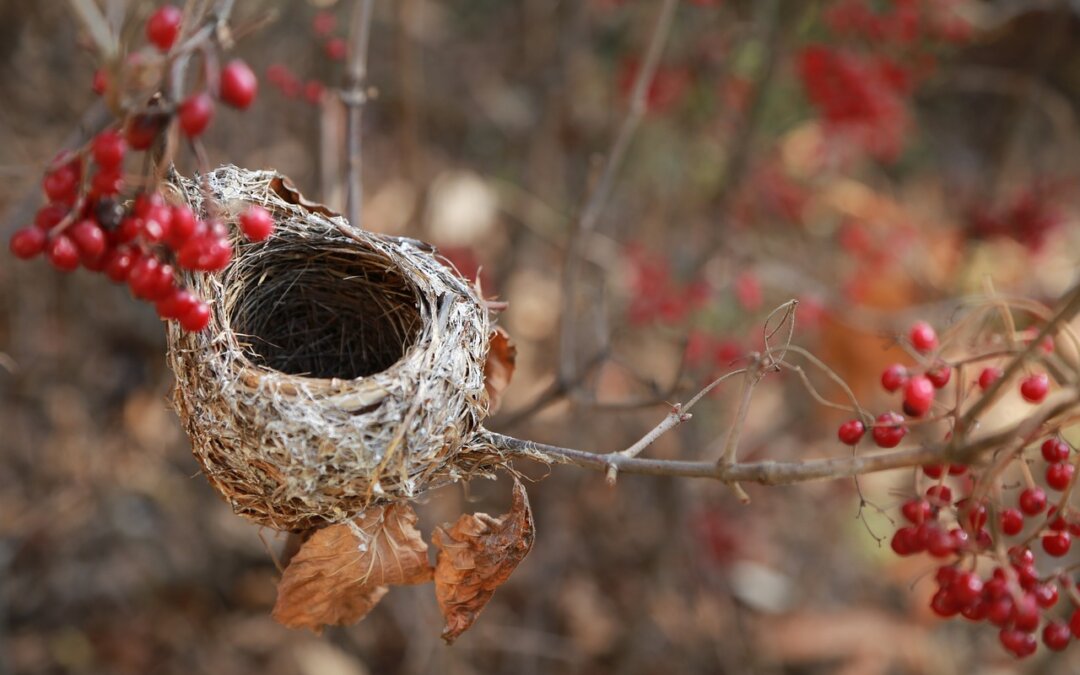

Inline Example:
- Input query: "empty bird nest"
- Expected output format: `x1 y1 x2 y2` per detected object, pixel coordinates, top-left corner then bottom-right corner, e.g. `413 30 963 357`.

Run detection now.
165 166 512 531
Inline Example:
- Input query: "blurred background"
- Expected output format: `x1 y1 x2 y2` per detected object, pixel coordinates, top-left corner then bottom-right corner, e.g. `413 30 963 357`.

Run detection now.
4 0 1080 673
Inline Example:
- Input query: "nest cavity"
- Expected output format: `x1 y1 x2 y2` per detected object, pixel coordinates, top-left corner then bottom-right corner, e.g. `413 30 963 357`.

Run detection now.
166 167 492 531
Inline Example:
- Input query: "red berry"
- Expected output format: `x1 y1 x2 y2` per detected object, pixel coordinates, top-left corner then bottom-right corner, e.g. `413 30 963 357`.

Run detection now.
1034 582 1059 609
903 374 934 417
146 5 182 51
128 256 162 299
926 484 952 506
9 228 47 259
871 411 907 448
952 572 983 606
1010 546 1036 566
178 92 214 137
91 130 126 169
1000 628 1037 658
1043 531 1071 557
68 219 107 262
312 11 336 36
926 527 957 557
47 235 80 271
837 419 865 445
880 363 908 392
922 464 944 479
947 463 967 476
34 204 68 231
1042 438 1070 463
1047 462 1075 491
889 527 915 552
978 366 1003 390
1070 608 1080 638
142 204 174 243
126 114 165 150
115 217 143 244
1012 594 1041 631
900 499 930 525
239 205 275 242
1019 487 1047 516
43 163 80 203
926 364 951 389
180 301 211 332
325 37 347 61
303 80 325 104
930 587 959 617
156 288 198 320
1001 508 1024 535
178 234 232 271
167 205 198 249
1043 622 1071 651
220 60 258 109
909 321 938 353
103 246 137 282
1020 373 1049 403
92 68 109 95
90 169 124 197
958 499 987 530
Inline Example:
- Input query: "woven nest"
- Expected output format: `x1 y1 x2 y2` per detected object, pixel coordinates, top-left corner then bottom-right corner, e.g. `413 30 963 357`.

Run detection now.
166 166 497 530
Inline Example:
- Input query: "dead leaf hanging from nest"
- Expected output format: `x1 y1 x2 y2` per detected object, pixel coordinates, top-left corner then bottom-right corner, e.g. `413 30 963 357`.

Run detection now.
483 327 516 415
272 503 432 632
432 477 535 643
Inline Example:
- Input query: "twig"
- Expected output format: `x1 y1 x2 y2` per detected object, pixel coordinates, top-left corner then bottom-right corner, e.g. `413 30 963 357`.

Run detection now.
343 0 376 231
956 282 1080 436
483 390 1079 486
558 0 679 383
67 0 118 58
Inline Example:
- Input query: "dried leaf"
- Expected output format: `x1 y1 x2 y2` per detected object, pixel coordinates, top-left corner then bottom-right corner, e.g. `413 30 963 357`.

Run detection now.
272 503 432 632
269 175 339 218
432 478 534 642
483 327 517 415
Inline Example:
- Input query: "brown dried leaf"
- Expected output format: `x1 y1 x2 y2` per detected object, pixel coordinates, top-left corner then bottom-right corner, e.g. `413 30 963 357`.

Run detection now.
269 175 339 218
432 478 534 643
272 503 432 632
483 327 516 415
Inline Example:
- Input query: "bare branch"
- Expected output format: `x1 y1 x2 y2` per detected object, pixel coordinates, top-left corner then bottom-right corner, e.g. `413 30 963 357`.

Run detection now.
482 390 1079 487
343 0 376 231
558 0 679 382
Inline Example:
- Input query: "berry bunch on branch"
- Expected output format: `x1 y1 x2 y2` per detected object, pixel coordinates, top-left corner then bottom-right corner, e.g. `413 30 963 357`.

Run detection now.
8 1 268 333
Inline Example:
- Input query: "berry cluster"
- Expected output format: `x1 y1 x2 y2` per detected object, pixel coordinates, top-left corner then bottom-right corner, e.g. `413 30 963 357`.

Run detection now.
968 188 1065 253
799 0 971 163
264 9 354 105
7 4 271 334
889 435 1080 659
824 0 972 45
833 317 1077 658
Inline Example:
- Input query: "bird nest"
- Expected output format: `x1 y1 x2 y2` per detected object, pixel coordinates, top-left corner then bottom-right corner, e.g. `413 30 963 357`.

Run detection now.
166 166 498 531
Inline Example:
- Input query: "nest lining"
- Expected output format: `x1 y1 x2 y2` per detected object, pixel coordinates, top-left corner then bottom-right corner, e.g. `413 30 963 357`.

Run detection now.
166 167 494 531
227 236 422 380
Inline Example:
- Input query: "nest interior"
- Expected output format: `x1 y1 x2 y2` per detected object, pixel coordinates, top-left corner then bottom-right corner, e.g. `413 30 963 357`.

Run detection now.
166 167 494 530
227 237 422 380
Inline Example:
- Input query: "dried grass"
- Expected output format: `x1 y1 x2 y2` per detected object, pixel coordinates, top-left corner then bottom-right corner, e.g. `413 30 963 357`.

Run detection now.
166 167 498 531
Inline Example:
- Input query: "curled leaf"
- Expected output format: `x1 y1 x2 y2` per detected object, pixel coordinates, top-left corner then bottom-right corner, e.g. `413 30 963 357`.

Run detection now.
269 175 338 218
433 478 535 643
272 503 432 632
483 327 517 415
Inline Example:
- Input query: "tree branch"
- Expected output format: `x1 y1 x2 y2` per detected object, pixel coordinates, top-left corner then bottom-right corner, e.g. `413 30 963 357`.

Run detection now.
343 0 376 231
558 0 679 383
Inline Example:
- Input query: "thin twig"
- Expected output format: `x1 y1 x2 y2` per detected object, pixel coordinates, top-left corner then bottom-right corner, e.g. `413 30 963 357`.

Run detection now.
558 0 679 382
344 0 376 231
483 390 1079 486
68 0 118 58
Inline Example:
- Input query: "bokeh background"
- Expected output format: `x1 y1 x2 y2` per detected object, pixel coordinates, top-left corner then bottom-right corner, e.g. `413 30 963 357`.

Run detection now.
5 1 1080 673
